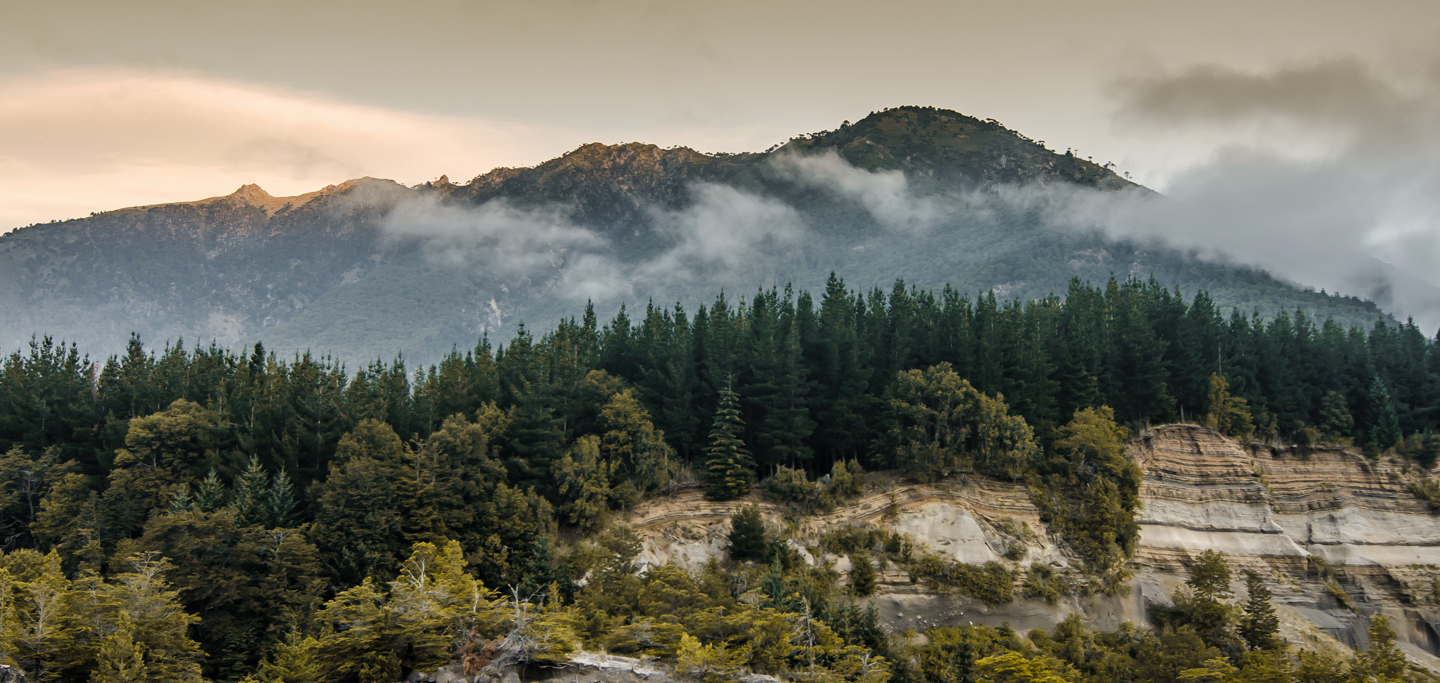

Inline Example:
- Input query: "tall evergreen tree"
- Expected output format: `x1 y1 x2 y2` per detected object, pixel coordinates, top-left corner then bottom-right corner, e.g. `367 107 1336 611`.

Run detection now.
265 468 300 529
1239 571 1281 651
231 456 269 527
1368 376 1402 450
706 383 753 501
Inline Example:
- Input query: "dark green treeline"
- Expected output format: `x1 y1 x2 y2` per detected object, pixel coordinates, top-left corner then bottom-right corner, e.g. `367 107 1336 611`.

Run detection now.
3 274 1437 489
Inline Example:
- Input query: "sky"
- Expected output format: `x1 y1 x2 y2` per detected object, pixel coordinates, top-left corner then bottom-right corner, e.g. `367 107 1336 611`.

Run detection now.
4 0 1440 321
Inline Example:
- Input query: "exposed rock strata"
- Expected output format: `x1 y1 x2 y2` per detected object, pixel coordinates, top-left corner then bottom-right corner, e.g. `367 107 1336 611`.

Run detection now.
626 425 1440 664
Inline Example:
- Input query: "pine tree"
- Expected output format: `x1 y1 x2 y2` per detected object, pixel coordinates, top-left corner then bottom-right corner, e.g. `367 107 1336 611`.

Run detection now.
193 468 226 512
231 455 269 527
1318 390 1355 443
726 506 767 562
1354 614 1406 683
166 484 192 515
1204 373 1254 441
850 554 877 597
706 383 753 501
104 553 204 682
1238 571 1281 651
1369 376 1402 450
1183 549 1235 650
265 468 300 529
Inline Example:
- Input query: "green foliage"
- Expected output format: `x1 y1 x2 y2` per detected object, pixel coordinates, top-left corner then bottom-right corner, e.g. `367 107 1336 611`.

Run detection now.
850 554 877 597
555 435 614 531
1353 614 1406 683
597 385 677 493
1369 376 1403 451
762 465 814 505
706 384 754 501
763 460 866 513
1204 374 1255 442
1033 407 1142 575
910 554 1014 605
1238 572 1281 651
819 527 914 565
1318 390 1355 444
1021 564 1072 604
310 540 499 683
881 363 1038 482
193 469 225 513
1408 475 1440 511
90 613 148 683
114 508 326 677
727 506 768 563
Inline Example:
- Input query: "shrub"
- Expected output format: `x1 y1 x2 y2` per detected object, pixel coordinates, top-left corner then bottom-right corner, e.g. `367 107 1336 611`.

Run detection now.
726 506 767 562
761 465 814 504
850 553 877 596
910 554 1014 605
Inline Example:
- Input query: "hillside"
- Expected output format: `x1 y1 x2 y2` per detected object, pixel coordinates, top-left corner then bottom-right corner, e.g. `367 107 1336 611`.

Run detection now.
0 106 1390 364
625 424 1440 670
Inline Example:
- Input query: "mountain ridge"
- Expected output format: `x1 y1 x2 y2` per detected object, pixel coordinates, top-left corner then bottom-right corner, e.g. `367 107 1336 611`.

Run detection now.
0 105 1392 364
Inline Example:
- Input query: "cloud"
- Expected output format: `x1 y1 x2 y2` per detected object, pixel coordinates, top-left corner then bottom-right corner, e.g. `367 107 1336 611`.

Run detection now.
381 195 632 304
768 149 943 231
1084 56 1440 330
0 68 575 231
1114 58 1438 153
378 182 806 305
381 196 607 271
640 183 808 280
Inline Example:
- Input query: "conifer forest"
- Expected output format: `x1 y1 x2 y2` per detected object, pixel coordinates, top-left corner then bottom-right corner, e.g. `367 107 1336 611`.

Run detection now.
0 274 1436 682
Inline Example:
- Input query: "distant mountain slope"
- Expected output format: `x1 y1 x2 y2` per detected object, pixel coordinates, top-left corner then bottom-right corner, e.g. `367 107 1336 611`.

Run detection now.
0 106 1388 365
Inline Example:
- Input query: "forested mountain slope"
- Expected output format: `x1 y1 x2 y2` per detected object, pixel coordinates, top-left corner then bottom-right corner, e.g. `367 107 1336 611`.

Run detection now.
0 106 1388 365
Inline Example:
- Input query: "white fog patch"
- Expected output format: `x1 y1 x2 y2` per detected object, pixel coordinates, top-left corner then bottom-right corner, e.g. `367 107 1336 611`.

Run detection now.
640 182 807 283
558 252 634 303
768 149 942 232
381 195 607 274
378 183 806 304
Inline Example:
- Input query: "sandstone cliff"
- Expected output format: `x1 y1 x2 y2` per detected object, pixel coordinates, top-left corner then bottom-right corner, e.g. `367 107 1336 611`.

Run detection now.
624 425 1440 667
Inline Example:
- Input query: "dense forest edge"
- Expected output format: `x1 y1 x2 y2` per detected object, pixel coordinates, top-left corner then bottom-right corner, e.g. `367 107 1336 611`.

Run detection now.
0 274 1438 682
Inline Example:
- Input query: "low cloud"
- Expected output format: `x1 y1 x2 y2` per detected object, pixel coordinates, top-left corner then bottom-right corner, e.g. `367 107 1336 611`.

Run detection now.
639 182 808 282
381 195 609 276
1084 56 1440 330
380 182 806 305
768 149 943 231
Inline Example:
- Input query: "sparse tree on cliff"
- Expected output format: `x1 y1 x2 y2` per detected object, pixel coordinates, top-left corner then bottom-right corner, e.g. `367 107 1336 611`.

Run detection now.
1204 374 1254 442
726 506 767 562
1239 571 1281 651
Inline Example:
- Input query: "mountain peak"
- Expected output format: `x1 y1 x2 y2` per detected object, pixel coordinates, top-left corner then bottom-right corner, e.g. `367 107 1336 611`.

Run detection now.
784 105 1132 190
229 183 273 203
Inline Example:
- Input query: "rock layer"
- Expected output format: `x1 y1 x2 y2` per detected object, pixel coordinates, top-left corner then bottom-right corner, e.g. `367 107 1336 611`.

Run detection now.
626 425 1440 663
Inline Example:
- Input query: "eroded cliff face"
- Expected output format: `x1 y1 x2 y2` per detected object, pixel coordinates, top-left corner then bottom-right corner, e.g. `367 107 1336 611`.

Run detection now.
1133 425 1440 659
625 425 1440 665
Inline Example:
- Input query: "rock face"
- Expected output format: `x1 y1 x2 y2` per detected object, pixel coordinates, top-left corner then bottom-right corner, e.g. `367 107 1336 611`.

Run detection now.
1133 424 1440 655
626 425 1440 663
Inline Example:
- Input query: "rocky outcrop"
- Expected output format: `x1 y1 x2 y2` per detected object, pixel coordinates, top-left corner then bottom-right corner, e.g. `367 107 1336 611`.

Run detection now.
626 425 1440 665
1131 424 1440 659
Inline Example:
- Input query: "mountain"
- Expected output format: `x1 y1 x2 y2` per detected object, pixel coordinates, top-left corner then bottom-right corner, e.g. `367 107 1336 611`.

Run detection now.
0 106 1388 365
